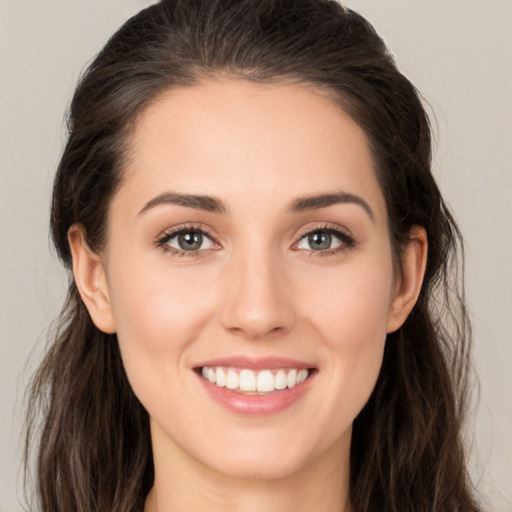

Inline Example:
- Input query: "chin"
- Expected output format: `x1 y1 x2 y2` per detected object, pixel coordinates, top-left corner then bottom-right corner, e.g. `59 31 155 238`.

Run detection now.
199 450 315 481
186 423 351 483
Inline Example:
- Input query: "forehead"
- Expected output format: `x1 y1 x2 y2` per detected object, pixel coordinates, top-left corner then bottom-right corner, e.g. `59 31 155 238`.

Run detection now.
117 79 387 223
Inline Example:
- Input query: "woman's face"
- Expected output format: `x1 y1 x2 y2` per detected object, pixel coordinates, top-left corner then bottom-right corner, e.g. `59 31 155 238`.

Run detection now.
79 80 417 480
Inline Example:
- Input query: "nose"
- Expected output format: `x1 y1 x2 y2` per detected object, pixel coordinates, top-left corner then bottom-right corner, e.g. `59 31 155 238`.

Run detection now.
219 249 295 340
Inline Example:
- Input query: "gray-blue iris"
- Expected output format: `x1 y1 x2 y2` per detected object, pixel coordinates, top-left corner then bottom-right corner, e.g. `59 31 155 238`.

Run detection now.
308 232 331 250
178 232 203 251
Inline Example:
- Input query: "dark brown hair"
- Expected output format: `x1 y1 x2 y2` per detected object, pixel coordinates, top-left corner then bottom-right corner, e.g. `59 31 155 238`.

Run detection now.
25 1 481 510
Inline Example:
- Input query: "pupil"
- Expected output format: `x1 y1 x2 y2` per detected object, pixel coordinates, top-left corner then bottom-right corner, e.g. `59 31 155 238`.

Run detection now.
178 232 202 251
309 232 331 250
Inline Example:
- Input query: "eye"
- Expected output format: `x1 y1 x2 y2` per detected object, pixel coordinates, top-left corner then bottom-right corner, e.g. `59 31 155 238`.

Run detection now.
157 227 217 254
295 227 355 253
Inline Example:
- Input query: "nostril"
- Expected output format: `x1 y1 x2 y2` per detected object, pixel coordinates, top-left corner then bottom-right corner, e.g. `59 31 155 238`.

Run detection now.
225 323 289 340
218 260 296 339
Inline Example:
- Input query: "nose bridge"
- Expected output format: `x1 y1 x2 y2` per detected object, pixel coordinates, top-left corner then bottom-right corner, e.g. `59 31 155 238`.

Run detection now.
220 242 294 339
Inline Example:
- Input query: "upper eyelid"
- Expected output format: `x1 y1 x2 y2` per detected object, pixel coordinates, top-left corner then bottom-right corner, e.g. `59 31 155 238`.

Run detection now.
157 223 216 239
292 223 356 251
295 222 353 240
154 226 220 258
154 224 219 251
154 222 354 248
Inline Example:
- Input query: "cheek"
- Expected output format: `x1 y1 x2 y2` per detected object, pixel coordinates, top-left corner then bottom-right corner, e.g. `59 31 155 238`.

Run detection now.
109 252 216 339
297 252 394 417
301 251 394 346
106 260 217 395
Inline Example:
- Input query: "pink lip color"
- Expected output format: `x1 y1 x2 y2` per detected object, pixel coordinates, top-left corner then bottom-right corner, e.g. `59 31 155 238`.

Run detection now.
194 356 316 416
194 355 313 371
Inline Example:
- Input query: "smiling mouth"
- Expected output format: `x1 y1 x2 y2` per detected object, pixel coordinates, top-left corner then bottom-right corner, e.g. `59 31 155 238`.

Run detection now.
197 366 314 394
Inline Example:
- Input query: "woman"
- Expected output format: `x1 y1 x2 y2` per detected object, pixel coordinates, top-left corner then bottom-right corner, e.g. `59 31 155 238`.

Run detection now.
25 0 482 510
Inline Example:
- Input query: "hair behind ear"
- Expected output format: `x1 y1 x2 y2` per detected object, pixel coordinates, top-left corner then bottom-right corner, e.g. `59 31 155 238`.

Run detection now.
24 281 153 512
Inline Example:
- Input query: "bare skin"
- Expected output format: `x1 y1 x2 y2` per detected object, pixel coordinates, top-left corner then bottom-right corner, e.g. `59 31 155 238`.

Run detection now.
69 79 427 512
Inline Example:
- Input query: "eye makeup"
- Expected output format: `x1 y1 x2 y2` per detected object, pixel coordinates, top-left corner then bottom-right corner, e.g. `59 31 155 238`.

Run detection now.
153 221 356 259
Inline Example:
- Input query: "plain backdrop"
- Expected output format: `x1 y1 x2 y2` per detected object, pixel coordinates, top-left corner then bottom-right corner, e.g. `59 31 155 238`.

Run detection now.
1 1 511 510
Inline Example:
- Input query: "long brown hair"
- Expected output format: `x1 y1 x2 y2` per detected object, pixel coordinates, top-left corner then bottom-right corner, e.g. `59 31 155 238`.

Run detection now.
25 1 482 510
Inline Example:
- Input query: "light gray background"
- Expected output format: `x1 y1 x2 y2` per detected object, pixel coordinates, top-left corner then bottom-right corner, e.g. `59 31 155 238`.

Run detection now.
1 1 511 510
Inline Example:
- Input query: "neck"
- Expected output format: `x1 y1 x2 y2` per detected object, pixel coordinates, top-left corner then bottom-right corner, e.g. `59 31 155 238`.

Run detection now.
145 425 352 512
146 470 351 512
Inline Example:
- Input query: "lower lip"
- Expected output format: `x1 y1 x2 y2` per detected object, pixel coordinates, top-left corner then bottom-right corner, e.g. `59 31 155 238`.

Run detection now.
196 372 315 415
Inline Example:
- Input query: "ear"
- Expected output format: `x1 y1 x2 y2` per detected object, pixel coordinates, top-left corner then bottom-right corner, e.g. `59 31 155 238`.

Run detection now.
68 224 116 334
386 226 428 333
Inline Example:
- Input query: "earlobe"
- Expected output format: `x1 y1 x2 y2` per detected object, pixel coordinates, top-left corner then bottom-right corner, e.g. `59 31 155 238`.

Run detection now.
68 225 116 334
386 226 428 334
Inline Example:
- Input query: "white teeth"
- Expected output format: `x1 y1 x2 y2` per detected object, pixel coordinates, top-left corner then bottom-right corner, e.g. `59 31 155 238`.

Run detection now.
256 370 274 392
200 366 310 393
287 369 297 388
226 369 239 390
239 369 257 391
274 369 288 390
215 367 226 387
297 369 308 384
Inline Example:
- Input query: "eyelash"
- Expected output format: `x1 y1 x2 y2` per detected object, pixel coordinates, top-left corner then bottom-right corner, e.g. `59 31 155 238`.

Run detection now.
155 224 218 258
154 223 356 258
294 224 356 257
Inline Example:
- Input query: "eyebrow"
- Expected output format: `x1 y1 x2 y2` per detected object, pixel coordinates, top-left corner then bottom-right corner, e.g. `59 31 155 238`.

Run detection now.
288 192 374 221
139 192 227 215
138 190 374 220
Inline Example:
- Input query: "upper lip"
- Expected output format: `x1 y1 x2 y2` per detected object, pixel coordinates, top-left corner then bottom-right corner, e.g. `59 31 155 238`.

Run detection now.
194 355 315 371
